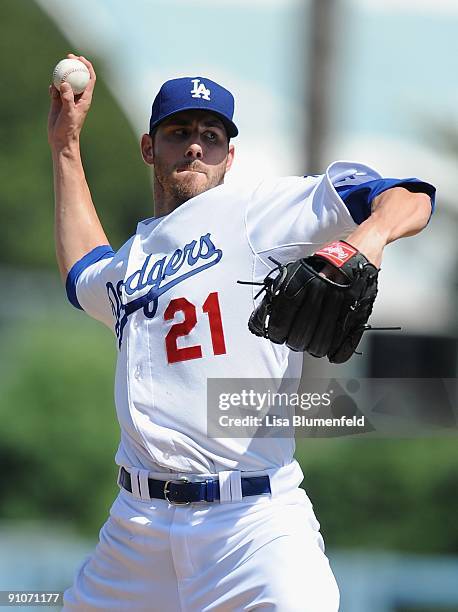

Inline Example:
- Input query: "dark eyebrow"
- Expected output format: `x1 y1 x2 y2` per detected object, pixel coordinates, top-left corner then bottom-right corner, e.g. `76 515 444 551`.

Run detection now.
202 120 225 129
164 117 225 130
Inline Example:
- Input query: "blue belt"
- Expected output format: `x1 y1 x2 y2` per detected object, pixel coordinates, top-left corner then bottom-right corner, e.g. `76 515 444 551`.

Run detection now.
119 466 271 505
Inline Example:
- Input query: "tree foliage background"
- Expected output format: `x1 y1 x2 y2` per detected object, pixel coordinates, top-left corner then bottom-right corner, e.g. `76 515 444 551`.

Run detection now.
0 0 457 557
0 0 151 270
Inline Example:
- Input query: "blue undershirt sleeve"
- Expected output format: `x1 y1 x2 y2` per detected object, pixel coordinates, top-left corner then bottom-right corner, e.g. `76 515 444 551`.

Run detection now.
335 178 436 225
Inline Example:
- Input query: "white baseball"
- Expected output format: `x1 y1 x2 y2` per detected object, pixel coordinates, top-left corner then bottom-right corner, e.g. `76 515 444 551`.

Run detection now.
52 58 90 94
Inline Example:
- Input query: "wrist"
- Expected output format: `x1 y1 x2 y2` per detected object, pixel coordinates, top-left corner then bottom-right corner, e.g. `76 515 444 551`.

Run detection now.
51 140 81 162
344 218 388 268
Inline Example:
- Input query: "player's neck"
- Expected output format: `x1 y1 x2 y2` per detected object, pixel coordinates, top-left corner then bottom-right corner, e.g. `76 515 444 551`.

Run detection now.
153 190 187 218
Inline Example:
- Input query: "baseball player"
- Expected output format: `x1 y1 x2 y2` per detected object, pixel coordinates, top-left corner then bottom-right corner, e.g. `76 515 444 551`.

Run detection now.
48 53 435 611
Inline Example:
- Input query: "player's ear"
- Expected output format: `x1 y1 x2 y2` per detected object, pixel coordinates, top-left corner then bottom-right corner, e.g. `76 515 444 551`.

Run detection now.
141 133 155 165
225 143 235 173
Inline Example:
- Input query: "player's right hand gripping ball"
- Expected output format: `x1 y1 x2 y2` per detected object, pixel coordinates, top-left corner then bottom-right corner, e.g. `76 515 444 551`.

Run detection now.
52 58 90 94
248 241 379 363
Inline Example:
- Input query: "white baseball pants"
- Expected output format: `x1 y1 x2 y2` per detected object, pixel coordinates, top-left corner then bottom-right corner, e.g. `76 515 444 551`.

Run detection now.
63 462 339 611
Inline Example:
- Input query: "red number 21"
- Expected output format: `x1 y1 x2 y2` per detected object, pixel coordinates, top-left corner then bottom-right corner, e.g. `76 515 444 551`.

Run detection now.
164 291 226 364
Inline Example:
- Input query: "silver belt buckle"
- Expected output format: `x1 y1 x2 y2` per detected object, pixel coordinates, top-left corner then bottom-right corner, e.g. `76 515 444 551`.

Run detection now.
163 476 190 505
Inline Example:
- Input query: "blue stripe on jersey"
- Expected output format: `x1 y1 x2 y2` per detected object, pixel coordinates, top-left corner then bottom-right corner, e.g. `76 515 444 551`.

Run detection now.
65 245 115 310
335 178 436 225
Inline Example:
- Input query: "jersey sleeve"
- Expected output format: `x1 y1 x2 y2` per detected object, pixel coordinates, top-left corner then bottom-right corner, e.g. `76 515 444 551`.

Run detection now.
246 161 436 257
65 245 116 329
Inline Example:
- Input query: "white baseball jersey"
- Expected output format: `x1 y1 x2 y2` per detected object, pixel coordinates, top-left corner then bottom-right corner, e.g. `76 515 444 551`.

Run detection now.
69 160 382 474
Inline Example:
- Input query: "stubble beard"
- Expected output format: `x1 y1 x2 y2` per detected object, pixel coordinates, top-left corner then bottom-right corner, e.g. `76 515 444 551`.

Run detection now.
154 160 227 210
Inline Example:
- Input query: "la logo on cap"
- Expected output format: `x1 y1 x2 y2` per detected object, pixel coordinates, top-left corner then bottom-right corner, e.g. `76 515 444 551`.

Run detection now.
191 78 211 100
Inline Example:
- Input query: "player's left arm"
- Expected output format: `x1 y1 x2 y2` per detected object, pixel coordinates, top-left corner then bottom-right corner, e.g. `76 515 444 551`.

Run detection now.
247 172 435 361
343 187 432 268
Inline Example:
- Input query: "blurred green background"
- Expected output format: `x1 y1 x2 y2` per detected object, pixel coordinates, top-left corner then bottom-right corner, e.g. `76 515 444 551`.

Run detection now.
0 0 457 609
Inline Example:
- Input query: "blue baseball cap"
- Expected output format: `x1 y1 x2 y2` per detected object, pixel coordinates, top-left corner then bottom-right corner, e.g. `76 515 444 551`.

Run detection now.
149 76 238 138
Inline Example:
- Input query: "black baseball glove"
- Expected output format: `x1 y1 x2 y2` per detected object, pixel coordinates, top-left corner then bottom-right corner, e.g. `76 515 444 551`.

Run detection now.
246 241 380 363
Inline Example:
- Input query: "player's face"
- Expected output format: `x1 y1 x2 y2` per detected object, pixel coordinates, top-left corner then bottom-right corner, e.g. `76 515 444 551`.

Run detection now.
142 110 235 209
